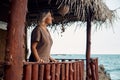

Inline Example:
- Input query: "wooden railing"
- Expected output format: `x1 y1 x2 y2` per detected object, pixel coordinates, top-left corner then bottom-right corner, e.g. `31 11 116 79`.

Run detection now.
0 58 98 80
23 59 84 80
89 58 98 80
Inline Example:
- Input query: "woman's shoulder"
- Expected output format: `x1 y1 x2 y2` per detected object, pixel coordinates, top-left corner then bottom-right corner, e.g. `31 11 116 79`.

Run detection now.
33 26 42 32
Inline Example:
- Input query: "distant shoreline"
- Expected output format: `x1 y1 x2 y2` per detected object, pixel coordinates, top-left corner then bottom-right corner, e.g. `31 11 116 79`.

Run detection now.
51 53 120 55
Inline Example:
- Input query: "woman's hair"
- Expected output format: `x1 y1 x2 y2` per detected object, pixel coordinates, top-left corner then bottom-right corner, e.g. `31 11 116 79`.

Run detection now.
37 9 51 23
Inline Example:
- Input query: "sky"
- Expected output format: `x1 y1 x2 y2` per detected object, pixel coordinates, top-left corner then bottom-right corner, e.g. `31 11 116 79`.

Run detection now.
50 0 120 54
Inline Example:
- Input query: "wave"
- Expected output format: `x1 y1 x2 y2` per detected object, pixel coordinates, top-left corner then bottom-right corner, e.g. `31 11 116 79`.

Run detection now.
106 68 120 72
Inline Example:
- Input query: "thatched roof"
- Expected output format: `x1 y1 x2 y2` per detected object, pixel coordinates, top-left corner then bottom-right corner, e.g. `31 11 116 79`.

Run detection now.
0 0 115 25
56 0 114 21
28 0 115 25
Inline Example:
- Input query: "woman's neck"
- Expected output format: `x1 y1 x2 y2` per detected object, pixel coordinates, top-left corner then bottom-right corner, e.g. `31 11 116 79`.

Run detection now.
38 22 47 28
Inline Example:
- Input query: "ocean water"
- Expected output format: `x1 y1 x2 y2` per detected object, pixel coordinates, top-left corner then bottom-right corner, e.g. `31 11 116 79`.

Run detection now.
51 54 120 80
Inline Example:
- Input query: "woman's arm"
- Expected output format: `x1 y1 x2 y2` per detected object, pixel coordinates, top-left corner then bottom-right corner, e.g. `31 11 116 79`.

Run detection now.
31 42 44 62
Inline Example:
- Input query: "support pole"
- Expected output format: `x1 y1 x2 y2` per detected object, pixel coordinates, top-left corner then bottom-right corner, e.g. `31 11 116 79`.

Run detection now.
86 8 92 80
4 0 27 80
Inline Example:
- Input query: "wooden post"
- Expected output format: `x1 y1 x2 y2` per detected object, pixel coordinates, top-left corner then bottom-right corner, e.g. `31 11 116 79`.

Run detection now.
86 8 92 80
4 0 27 80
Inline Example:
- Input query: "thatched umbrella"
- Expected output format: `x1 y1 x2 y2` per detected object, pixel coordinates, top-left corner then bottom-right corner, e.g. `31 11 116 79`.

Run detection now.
49 0 115 80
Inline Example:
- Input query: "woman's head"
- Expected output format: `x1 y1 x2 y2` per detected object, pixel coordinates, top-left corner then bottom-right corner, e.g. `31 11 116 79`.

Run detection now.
38 10 53 25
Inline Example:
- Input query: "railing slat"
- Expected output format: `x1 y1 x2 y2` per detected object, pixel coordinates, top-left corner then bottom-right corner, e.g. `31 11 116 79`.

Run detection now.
90 62 96 80
55 64 61 80
73 62 76 80
69 63 74 80
45 64 51 80
61 64 65 80
79 61 84 80
65 63 69 80
23 64 32 80
38 65 44 80
81 61 84 80
79 62 82 80
51 64 55 80
76 62 80 80
32 64 39 80
95 58 99 80
90 58 98 80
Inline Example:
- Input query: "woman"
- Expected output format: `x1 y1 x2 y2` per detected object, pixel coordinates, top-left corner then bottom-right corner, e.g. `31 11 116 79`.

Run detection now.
29 10 57 63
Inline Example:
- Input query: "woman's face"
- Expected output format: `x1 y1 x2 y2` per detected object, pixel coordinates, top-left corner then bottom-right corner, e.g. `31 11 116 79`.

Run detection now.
45 12 53 25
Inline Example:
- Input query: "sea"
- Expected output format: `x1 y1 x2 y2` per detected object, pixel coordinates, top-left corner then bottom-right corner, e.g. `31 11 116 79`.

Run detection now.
51 54 120 80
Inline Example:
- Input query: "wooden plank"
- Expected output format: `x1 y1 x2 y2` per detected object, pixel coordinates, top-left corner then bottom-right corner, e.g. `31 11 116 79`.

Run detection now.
38 65 45 80
55 64 61 80
51 64 55 80
79 61 84 80
81 61 84 80
69 63 73 80
89 58 99 80
73 63 76 80
95 58 99 80
23 64 32 80
65 63 69 80
61 64 65 80
32 64 39 80
79 62 82 80
76 62 80 80
91 62 96 80
45 64 51 80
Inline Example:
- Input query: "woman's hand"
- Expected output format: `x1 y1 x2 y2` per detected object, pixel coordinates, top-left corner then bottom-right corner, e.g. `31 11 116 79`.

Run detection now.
49 57 58 62
37 58 44 63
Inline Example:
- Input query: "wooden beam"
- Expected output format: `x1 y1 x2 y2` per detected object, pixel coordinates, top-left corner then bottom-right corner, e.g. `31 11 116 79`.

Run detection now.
4 0 27 80
86 9 92 80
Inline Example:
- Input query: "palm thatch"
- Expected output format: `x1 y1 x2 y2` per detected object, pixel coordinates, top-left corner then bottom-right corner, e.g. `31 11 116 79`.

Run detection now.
55 0 114 23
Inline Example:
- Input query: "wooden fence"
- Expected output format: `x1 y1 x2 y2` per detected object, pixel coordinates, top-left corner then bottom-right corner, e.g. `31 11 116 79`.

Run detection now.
23 59 84 80
0 58 98 80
